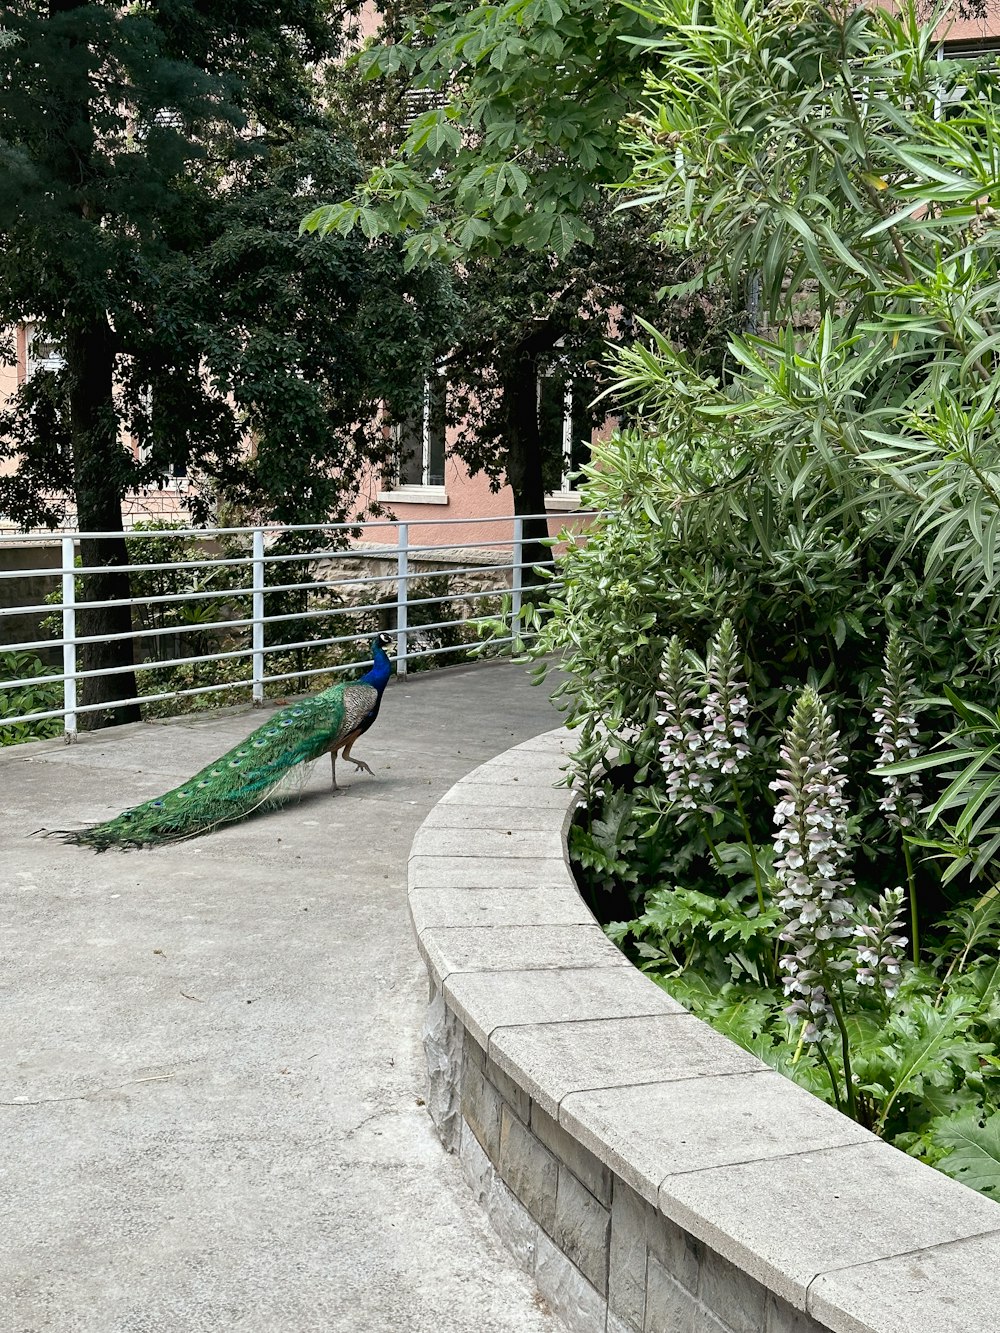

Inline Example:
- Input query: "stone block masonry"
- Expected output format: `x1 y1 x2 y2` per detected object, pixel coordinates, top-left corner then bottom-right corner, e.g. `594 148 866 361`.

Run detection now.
409 730 1000 1333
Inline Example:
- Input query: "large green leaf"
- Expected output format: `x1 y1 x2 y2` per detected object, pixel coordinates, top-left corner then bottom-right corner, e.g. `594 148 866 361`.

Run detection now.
931 1108 1000 1197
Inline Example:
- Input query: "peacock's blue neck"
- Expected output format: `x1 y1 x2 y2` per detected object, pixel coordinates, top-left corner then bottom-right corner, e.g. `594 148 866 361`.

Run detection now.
359 639 392 693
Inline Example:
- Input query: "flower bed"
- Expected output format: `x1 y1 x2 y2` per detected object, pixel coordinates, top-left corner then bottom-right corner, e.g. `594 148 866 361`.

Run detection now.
409 729 1000 1333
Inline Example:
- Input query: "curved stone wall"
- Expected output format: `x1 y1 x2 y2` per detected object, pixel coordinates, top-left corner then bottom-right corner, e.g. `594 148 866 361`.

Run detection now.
408 727 1000 1333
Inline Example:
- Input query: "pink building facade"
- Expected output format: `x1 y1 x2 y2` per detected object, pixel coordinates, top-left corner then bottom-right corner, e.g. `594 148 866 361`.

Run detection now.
0 319 589 539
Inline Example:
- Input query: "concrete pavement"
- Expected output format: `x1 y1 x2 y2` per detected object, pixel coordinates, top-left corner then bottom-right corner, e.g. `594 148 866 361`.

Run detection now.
0 660 566 1333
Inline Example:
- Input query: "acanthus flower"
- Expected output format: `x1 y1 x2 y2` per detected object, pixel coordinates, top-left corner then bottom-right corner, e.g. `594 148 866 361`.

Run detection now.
874 628 922 828
657 636 710 812
702 618 751 782
855 886 908 998
772 687 855 1041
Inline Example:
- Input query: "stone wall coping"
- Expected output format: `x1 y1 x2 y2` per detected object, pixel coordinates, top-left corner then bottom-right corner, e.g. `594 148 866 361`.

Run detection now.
407 727 1000 1332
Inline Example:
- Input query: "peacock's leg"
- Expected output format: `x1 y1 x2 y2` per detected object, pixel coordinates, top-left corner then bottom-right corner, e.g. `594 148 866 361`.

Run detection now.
341 734 374 776
330 748 340 792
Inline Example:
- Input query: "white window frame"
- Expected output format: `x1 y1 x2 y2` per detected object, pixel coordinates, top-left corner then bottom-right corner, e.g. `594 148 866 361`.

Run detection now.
136 387 189 489
24 322 65 378
539 367 588 509
378 370 449 506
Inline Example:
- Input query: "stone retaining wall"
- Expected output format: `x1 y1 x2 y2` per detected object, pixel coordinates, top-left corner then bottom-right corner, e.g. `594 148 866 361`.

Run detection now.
408 728 1000 1333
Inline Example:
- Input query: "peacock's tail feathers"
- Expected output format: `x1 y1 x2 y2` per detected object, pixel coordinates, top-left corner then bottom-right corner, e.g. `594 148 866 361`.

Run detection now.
67 679 378 850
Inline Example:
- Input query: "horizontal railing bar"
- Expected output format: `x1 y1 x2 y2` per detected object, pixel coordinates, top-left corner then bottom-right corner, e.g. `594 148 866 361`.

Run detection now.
0 568 62 582
0 545 423 581
0 577 549 665
255 657 378 689
5 615 410 685
0 679 254 726
0 554 244 580
405 586 512 611
0 638 61 656
0 557 528 624
0 546 398 581
0 512 599 543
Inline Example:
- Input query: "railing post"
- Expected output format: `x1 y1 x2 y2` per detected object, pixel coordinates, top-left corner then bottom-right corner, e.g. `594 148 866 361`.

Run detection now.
252 527 265 705
511 516 524 651
396 522 408 677
61 535 77 741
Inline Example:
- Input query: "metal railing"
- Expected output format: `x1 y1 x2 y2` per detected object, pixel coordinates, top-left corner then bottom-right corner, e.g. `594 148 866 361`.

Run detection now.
0 512 593 739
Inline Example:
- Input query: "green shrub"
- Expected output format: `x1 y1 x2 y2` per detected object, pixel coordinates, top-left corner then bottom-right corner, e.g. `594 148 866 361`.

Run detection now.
528 0 1000 1201
0 651 63 745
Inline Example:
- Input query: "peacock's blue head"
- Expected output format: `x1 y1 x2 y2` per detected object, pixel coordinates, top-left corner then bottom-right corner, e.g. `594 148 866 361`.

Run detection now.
361 632 394 690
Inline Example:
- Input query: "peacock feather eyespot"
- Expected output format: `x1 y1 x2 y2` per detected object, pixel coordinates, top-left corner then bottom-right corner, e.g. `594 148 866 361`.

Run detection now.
152 801 164 808
230 760 241 767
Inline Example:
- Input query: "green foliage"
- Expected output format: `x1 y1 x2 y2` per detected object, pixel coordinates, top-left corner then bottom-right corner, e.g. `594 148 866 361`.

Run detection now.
887 690 1000 884
527 0 1000 1202
0 2 458 531
0 651 62 745
308 0 712 522
304 0 660 265
608 884 780 988
531 434 989 885
613 0 1000 611
930 1108 1000 1197
569 789 646 895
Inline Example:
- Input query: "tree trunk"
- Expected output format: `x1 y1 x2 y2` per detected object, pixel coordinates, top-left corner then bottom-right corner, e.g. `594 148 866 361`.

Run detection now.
66 321 141 729
501 335 554 586
46 0 141 728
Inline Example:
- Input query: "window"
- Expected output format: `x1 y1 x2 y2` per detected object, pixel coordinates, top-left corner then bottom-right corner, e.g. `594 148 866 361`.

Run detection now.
935 41 1000 119
23 322 64 379
393 375 447 489
538 373 595 496
136 387 188 485
401 87 447 130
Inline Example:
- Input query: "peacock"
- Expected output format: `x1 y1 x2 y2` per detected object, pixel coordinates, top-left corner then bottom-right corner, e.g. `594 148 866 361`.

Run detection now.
66 633 394 850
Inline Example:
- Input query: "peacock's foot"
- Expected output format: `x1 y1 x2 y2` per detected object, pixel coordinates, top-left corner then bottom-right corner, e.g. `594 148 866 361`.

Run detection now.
349 759 374 776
